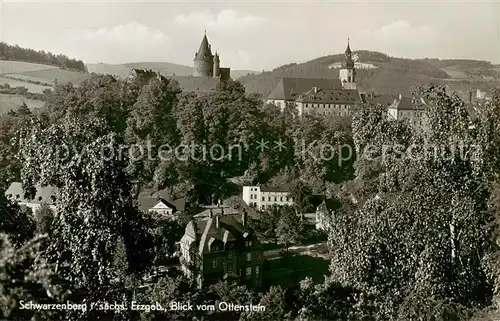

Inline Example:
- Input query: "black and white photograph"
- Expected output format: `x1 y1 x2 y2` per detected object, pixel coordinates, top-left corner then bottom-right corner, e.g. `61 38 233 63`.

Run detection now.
1 0 500 320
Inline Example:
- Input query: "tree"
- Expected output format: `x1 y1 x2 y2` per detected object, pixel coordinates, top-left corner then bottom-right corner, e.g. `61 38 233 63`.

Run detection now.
0 187 35 247
19 116 153 319
246 286 287 321
276 205 306 248
34 203 54 235
0 233 68 320
327 86 497 319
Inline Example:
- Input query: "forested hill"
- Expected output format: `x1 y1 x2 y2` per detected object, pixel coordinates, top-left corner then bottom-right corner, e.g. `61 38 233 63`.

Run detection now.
0 42 87 72
238 50 455 98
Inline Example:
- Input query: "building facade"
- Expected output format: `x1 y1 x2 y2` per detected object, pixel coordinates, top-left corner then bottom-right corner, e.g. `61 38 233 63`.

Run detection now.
179 209 263 289
387 95 428 128
266 39 362 116
242 186 294 211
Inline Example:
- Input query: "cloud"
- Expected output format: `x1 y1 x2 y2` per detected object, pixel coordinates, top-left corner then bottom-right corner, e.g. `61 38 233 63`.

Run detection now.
357 20 436 58
71 22 169 45
174 10 267 30
64 22 171 63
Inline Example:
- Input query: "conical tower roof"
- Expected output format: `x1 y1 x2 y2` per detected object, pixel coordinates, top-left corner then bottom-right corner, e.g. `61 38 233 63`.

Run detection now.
195 32 213 61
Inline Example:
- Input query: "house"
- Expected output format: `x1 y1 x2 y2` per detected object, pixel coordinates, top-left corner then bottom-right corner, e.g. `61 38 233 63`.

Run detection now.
242 185 293 211
295 88 362 117
179 208 263 289
137 188 185 219
315 198 341 230
5 182 58 213
387 95 428 128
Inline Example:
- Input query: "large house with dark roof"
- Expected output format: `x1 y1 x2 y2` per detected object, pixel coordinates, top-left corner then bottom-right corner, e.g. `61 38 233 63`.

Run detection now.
180 208 263 289
266 39 362 116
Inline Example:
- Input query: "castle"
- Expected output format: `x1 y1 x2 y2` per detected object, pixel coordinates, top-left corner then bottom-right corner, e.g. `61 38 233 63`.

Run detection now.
193 31 231 80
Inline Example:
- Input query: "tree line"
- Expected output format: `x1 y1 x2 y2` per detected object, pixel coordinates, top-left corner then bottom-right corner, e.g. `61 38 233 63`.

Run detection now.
0 42 87 72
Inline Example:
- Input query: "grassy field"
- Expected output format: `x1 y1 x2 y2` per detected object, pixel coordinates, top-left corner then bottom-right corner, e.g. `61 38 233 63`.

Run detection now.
0 60 90 88
0 76 51 94
0 93 45 114
0 60 58 74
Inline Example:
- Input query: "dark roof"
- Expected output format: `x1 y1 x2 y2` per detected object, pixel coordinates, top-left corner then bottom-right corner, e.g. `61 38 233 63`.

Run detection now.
5 182 58 205
268 77 343 100
260 186 290 193
193 206 240 219
193 215 252 254
168 76 219 93
194 34 213 61
389 97 425 111
297 88 362 104
366 94 397 107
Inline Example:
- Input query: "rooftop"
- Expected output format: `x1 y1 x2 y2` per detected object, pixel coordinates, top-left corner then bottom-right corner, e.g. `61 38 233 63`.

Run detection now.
296 88 362 104
185 213 253 254
268 77 343 101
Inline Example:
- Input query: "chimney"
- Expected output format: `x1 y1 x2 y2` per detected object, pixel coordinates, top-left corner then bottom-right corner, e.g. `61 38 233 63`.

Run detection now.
209 208 213 218
221 206 224 216
215 215 220 229
469 92 472 104
399 93 402 100
242 209 248 227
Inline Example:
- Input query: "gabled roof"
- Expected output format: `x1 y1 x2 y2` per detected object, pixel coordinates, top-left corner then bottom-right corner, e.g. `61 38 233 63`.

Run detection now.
168 76 219 93
366 94 397 107
267 77 343 100
193 215 252 254
389 97 426 111
5 182 58 206
296 88 362 104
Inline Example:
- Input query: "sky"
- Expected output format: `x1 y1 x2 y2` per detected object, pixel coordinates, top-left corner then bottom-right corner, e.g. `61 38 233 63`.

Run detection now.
1 0 499 71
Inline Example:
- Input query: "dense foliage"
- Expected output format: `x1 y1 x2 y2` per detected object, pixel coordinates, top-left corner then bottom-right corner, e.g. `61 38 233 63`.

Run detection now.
2 67 500 320
0 42 87 72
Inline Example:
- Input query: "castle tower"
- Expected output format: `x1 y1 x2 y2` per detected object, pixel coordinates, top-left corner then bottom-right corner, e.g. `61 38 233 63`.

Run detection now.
213 51 220 78
193 31 214 77
339 38 357 90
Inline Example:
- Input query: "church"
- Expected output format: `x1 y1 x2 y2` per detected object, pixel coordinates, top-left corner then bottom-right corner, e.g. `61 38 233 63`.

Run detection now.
266 39 362 116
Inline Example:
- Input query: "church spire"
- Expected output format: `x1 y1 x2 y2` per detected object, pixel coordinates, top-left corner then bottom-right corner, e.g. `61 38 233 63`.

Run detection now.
345 38 354 68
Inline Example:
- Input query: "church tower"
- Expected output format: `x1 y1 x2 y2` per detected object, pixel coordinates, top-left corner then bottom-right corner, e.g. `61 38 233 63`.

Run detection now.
193 31 214 77
339 38 357 90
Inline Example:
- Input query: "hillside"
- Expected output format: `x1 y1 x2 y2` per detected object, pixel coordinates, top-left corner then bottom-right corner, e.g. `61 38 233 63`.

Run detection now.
0 42 86 72
238 50 499 99
88 62 259 80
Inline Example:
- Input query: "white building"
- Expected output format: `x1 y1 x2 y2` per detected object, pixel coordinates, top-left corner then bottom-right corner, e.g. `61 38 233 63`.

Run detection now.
387 95 428 128
242 186 293 211
5 182 58 213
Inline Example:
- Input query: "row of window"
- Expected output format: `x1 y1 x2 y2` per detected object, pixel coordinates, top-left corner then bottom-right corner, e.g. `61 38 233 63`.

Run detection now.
249 194 292 202
304 103 350 108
